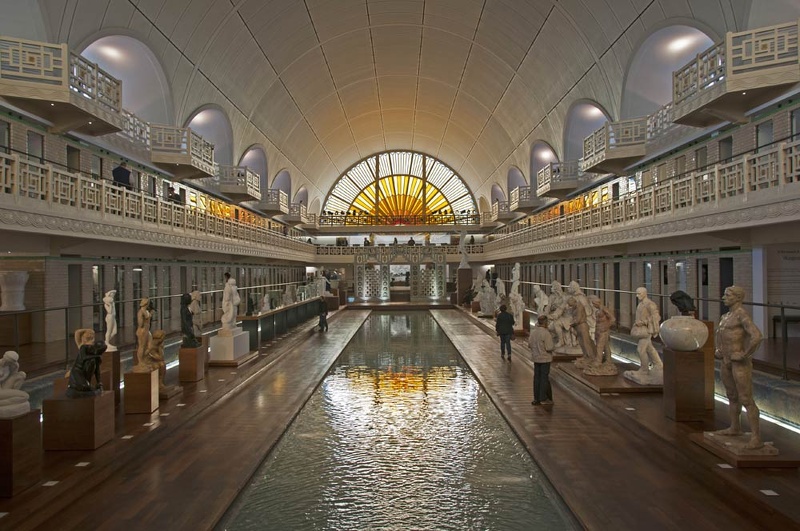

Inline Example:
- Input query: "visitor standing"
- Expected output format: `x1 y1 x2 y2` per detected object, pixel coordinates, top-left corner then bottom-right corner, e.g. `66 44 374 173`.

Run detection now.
530 315 554 405
495 304 515 361
112 161 132 190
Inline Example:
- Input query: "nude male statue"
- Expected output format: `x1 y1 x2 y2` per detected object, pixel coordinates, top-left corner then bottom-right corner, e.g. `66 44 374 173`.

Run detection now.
714 285 764 449
569 296 596 369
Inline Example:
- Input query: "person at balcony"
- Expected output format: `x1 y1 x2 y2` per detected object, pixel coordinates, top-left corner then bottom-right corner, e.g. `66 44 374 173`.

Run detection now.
408 237 416 246
469 235 475 245
112 161 132 190
363 237 371 246
167 186 182 204
623 287 663 385
712 285 765 450
393 237 399 245
530 315 554 406
495 304 515 361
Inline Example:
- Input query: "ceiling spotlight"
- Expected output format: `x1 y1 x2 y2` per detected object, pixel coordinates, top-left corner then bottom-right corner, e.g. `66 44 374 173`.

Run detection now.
88 121 93 125
742 91 747 95
50 103 55 107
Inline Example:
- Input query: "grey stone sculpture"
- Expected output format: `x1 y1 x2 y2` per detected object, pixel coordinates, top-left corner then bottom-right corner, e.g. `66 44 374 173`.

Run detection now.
0 351 30 417
181 293 200 348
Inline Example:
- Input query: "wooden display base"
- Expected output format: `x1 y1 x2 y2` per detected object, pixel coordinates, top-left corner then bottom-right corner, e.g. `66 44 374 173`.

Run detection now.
208 350 258 368
689 432 800 468
42 391 114 450
558 362 661 393
123 370 159 414
52 369 112 397
101 350 121 404
179 346 205 382
0 409 42 497
553 352 583 363
663 348 710 422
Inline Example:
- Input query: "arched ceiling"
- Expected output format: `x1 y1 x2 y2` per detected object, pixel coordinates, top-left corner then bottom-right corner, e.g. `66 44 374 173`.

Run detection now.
34 0 755 202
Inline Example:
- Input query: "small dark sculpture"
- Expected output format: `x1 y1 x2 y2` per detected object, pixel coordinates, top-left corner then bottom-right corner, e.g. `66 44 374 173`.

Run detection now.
246 295 256 316
66 329 106 398
670 290 696 316
180 293 200 348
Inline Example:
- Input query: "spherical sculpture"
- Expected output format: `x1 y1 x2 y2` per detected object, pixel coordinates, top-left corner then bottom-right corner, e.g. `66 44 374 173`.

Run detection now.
659 316 709 351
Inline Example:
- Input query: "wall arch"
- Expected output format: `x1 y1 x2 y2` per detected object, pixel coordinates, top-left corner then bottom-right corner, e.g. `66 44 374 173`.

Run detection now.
184 105 234 166
294 186 308 207
80 34 172 124
530 141 558 182
239 145 268 194
507 166 526 193
273 169 292 200
491 183 505 205
563 100 610 162
621 25 714 119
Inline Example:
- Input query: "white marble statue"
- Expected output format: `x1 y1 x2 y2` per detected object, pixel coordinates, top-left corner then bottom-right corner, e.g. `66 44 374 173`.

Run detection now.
495 276 506 300
189 290 203 338
546 281 572 350
567 281 595 338
458 230 470 269
584 296 619 376
260 293 271 313
623 287 663 385
532 285 548 314
316 272 330 297
220 276 241 334
511 263 521 294
478 279 496 317
0 351 30 418
508 263 524 329
103 289 118 352
282 286 294 306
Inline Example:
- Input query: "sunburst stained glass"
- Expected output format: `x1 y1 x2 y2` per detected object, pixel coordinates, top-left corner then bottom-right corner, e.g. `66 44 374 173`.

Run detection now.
323 151 476 222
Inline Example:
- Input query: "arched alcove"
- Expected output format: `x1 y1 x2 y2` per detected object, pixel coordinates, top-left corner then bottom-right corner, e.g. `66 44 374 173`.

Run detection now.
491 183 505 205
478 196 490 214
507 167 526 194
622 26 713 119
563 101 610 161
185 105 234 166
530 141 558 181
239 145 268 193
81 35 172 124
294 187 308 207
309 198 321 216
273 169 292 200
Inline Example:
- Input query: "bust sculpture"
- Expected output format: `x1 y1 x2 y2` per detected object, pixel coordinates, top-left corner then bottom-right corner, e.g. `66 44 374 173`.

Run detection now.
180 293 200 348
708 286 769 452
135 297 154 365
623 287 663 385
66 329 105 398
103 290 118 352
0 351 30 417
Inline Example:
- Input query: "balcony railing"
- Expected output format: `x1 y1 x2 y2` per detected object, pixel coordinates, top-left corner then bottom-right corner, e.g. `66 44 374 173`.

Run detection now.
491 200 515 222
258 188 289 215
672 20 800 126
536 161 581 198
488 138 800 254
581 118 647 174
0 152 313 258
0 35 123 135
150 125 216 178
118 109 150 146
215 165 261 202
315 211 484 227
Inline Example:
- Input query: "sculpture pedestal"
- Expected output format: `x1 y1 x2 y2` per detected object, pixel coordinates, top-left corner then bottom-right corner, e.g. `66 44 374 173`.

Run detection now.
102 350 121 404
0 409 41 497
690 432 798 468
123 370 159 414
42 391 114 450
663 348 709 421
471 301 480 313
324 295 339 312
179 346 205 382
209 329 253 367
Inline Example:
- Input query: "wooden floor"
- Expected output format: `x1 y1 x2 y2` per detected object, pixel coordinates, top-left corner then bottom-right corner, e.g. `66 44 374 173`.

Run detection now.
1 307 799 530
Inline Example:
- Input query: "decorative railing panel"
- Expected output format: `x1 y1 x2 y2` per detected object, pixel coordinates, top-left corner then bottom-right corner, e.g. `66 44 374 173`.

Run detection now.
673 41 725 106
119 109 150 146
728 21 799 77
0 37 66 86
217 165 261 200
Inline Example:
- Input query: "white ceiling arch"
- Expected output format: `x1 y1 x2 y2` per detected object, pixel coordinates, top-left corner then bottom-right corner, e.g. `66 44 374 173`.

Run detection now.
34 0 757 202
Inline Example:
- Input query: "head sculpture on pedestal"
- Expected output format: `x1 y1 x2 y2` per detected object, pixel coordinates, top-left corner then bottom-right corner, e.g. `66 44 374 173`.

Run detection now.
669 290 696 316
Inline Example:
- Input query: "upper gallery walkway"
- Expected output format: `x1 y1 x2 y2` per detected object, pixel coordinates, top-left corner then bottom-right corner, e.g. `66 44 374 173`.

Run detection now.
1 306 799 529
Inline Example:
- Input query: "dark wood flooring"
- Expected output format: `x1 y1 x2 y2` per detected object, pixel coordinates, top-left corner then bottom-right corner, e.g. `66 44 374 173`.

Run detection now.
1 307 799 530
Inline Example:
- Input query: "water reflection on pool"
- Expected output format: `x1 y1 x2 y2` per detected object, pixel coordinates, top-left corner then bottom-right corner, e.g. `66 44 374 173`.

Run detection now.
220 312 577 530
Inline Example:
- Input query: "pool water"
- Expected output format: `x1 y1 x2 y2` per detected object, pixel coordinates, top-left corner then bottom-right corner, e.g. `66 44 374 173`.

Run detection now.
220 312 577 530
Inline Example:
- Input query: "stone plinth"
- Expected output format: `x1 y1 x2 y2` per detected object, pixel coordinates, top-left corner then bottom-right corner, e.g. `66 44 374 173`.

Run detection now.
209 329 251 367
663 348 709 421
179 346 206 382
0 409 41 497
690 432 799 468
102 350 121 404
123 370 159 414
42 391 114 450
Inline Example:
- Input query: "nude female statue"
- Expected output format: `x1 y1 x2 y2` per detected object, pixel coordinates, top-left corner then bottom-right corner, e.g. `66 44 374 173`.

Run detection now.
103 290 118 352
135 298 154 365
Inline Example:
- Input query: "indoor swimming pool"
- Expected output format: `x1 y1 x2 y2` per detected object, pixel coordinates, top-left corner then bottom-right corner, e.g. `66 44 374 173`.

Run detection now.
220 312 577 530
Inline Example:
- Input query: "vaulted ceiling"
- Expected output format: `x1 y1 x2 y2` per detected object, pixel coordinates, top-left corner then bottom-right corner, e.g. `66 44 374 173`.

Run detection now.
34 0 754 206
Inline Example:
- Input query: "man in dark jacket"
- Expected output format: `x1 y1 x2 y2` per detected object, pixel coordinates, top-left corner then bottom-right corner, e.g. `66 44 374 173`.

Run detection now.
495 304 515 361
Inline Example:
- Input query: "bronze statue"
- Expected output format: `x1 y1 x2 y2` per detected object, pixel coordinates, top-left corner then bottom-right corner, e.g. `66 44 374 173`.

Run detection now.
66 329 106 398
180 293 200 348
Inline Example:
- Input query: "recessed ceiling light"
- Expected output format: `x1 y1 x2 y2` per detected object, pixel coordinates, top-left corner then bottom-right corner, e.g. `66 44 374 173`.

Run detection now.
88 121 92 125
742 91 747 95
668 36 696 53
